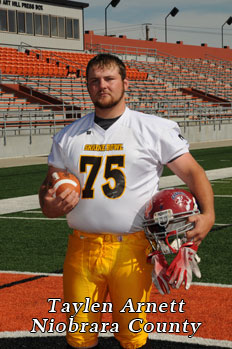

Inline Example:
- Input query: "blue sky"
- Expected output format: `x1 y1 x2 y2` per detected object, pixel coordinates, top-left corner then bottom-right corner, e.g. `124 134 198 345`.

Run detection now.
82 0 232 48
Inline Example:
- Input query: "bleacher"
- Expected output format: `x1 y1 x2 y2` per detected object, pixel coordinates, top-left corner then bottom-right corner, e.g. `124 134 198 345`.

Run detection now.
0 44 232 144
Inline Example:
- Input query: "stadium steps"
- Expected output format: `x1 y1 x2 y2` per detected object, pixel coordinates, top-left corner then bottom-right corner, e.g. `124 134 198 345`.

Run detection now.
180 88 231 107
0 83 65 112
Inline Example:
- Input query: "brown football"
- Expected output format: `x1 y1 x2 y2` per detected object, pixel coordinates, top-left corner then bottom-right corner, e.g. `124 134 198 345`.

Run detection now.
51 171 81 198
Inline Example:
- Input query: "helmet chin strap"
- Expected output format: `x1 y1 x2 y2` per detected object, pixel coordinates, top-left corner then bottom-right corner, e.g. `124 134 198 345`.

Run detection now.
165 221 195 254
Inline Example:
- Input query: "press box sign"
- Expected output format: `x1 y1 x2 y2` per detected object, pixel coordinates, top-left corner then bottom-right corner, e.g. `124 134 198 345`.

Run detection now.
0 0 44 10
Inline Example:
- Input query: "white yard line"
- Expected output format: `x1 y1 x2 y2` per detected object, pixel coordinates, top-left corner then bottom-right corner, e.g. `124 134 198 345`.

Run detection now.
23 210 43 213
214 195 232 197
0 270 63 276
0 216 66 221
159 167 232 189
214 223 232 226
0 194 40 215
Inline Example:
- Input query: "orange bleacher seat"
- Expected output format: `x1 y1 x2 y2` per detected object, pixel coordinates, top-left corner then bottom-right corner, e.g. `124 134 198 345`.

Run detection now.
1 66 11 74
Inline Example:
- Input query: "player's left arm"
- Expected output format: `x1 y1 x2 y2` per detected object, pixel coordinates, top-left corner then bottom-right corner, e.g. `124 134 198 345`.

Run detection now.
167 152 215 245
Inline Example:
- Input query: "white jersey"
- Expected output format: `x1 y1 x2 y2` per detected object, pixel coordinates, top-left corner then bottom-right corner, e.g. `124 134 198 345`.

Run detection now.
48 107 189 233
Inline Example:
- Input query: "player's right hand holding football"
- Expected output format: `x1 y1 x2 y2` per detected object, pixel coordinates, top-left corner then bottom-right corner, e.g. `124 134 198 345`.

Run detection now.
39 170 80 218
42 186 80 218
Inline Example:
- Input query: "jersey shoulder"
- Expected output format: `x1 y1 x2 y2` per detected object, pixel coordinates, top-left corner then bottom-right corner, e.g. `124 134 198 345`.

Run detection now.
53 112 94 143
125 108 180 142
124 108 188 157
127 108 178 130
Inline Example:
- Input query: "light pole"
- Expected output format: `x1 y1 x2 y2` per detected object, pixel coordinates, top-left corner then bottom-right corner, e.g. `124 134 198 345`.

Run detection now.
221 16 232 48
105 0 120 36
165 7 179 43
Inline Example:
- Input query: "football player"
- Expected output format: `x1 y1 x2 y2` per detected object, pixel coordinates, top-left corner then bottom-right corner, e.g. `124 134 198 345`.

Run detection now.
39 53 215 349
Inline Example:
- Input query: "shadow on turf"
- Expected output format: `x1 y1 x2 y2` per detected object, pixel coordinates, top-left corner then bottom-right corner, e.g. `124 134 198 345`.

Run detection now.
0 337 225 349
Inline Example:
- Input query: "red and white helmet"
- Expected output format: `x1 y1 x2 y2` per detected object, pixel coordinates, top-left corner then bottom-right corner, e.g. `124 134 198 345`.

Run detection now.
143 188 200 254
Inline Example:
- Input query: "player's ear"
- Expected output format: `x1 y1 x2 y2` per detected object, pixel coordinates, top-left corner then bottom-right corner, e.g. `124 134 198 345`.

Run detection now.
123 77 129 91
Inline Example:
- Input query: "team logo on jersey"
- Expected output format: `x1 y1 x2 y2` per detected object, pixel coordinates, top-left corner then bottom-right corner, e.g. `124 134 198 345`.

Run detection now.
84 143 124 151
178 134 185 141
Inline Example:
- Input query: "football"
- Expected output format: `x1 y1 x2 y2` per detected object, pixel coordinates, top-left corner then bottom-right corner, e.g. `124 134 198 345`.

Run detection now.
51 171 81 198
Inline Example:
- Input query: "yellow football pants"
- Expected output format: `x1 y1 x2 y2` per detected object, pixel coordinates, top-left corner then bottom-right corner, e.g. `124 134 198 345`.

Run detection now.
63 230 153 349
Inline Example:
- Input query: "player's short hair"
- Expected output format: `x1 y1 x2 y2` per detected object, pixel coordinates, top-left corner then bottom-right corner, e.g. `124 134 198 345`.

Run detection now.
86 53 127 81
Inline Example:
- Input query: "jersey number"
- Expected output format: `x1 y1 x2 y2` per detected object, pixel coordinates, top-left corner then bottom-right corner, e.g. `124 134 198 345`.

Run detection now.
80 155 126 199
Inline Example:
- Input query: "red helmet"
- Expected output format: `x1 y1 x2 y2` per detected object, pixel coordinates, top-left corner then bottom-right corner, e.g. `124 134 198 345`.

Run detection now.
143 188 200 254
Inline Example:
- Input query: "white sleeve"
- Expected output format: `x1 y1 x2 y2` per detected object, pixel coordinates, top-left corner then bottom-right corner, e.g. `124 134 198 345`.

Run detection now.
159 124 189 164
47 140 66 169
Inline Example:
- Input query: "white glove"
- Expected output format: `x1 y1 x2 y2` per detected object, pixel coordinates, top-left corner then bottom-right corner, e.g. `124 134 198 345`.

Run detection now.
147 251 171 295
166 242 201 290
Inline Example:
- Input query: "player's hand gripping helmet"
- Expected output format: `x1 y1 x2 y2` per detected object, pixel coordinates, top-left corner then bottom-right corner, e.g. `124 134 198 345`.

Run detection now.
143 188 200 255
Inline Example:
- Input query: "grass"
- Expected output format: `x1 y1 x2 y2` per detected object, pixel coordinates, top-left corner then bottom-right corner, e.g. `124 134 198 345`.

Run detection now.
0 164 48 199
197 194 232 284
199 227 232 284
0 216 69 273
162 146 232 176
190 146 232 170
171 178 232 284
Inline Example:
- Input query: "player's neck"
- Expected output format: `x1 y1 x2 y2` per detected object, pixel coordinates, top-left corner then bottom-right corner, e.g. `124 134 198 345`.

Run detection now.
94 102 126 119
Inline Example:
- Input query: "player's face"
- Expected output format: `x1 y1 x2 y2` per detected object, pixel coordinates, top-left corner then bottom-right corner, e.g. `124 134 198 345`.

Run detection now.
87 64 128 110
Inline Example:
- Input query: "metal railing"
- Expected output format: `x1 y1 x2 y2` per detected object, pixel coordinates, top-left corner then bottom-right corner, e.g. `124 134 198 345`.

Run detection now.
85 42 157 60
0 107 92 145
0 102 231 150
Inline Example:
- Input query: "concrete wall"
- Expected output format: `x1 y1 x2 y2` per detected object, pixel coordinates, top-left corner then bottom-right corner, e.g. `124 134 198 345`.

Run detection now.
180 122 232 144
1 122 232 159
0 133 53 158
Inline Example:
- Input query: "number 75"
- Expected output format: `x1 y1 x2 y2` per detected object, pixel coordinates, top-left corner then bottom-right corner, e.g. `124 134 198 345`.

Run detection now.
80 155 126 199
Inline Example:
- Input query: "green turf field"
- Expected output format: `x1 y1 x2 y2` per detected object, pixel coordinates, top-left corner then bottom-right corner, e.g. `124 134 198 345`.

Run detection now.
163 146 232 176
0 147 231 285
0 164 48 200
